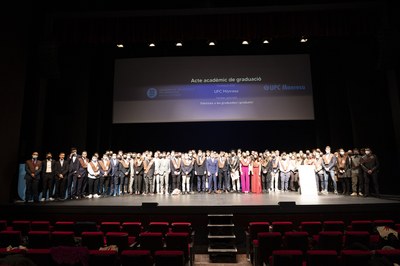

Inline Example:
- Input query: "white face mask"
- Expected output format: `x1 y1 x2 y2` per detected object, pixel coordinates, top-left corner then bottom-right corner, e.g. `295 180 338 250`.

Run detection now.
365 151 371 155
340 152 345 156
32 155 38 159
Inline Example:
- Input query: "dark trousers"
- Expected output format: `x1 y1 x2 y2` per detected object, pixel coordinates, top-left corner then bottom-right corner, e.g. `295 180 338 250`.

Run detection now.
261 172 271 192
134 174 143 193
54 177 67 199
42 173 54 199
72 174 85 197
88 178 100 195
99 175 110 195
25 175 39 202
197 175 206 192
364 171 379 196
171 173 181 190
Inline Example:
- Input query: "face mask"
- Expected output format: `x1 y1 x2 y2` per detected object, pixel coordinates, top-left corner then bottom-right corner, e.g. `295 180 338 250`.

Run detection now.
32 155 38 159
340 152 344 156
326 150 330 154
47 156 52 160
365 151 370 155
92 159 97 162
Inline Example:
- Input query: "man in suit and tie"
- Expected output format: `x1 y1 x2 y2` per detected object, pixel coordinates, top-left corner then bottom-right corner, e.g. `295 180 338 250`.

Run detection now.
158 152 171 195
53 152 69 200
25 152 42 203
109 153 120 196
66 148 80 199
206 151 219 193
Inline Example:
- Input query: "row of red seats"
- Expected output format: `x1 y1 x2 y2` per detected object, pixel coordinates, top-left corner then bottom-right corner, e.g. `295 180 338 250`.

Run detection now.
246 220 400 263
266 249 400 266
0 247 187 266
0 220 192 237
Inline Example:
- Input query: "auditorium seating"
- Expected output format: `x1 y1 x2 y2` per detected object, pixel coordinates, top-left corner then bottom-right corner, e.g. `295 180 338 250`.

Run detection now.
106 232 130 252
270 249 303 266
306 250 338 266
121 222 143 237
89 250 118 266
138 232 164 253
26 248 53 266
0 230 22 248
373 219 395 229
253 232 282 266
0 221 7 232
27 230 51 248
284 231 309 253
121 249 153 266
340 249 372 266
322 220 345 232
314 231 343 252
343 231 371 249
154 250 185 266
271 221 294 234
51 231 75 246
54 221 75 232
81 231 105 250
165 232 193 266
245 221 270 261
299 221 322 236
30 220 51 231
147 221 170 236
11 220 31 236
347 220 374 233
375 249 400 264
100 221 121 233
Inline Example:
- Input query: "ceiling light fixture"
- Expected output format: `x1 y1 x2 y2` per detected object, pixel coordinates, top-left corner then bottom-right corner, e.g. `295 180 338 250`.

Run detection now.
208 41 215 46
116 44 124 48
149 43 155 47
242 40 249 45
176 42 183 47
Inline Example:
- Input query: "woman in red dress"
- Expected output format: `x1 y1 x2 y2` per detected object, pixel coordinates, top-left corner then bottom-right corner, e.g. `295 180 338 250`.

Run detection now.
251 154 262 193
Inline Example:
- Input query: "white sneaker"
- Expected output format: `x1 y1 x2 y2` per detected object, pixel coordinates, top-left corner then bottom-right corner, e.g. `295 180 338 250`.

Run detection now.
93 194 100 198
351 192 357 196
49 197 55 201
40 198 46 202
88 194 93 199
358 192 363 196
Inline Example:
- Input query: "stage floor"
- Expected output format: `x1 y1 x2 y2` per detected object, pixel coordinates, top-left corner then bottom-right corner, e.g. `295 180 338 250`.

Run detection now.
28 192 400 207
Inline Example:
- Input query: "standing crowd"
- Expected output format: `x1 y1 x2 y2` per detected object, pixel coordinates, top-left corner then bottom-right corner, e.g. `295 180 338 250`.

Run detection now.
23 146 380 203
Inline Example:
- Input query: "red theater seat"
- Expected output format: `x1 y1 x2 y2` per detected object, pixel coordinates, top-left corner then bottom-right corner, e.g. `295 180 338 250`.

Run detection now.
121 249 153 266
307 250 338 266
51 231 75 247
139 232 164 253
106 232 130 252
340 249 372 266
284 231 309 253
253 232 282 266
54 221 75 232
348 220 374 233
148 222 169 236
28 230 51 248
89 250 118 266
245 222 270 261
270 249 303 266
26 248 52 266
314 231 343 252
31 221 51 231
0 220 8 231
0 231 22 248
165 232 192 265
323 221 345 232
271 221 294 234
171 222 192 234
299 221 322 236
375 249 400 265
81 231 105 250
121 222 143 237
373 219 395 229
100 222 121 234
154 250 185 266
344 231 370 249
11 220 31 236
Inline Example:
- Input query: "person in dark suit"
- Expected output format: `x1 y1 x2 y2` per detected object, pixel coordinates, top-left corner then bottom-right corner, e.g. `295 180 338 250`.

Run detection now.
66 147 80 199
41 152 56 201
206 151 219 193
53 152 69 200
25 152 42 203
75 151 89 199
109 153 119 196
360 147 380 197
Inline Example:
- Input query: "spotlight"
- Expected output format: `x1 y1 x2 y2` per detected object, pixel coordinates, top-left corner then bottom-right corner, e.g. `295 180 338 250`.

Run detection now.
300 37 308 43
242 40 249 45
263 39 269 44
149 43 155 47
116 44 124 48
176 42 183 47
208 41 215 46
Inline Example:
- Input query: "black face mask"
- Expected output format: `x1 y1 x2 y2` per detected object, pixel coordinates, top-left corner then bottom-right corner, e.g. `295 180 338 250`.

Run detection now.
47 156 52 160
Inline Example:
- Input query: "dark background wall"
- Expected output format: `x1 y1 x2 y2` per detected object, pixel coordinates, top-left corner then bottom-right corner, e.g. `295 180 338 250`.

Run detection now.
2 0 400 202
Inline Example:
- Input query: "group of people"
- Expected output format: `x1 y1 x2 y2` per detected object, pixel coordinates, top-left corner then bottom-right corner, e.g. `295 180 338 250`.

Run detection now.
23 146 380 203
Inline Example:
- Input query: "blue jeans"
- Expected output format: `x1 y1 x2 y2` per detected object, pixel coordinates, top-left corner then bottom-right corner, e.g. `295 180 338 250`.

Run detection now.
323 169 337 192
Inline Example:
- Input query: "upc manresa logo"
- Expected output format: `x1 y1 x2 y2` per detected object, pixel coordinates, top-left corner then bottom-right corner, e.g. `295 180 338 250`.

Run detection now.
147 88 158 99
